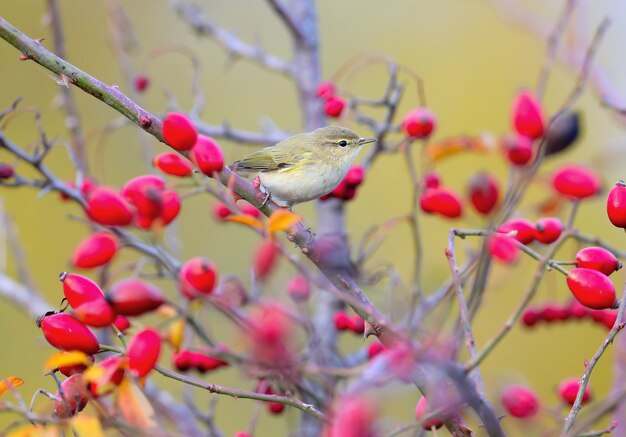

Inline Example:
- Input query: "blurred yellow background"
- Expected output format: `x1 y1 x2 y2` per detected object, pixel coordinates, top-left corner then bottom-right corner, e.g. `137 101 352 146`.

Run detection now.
2 1 626 435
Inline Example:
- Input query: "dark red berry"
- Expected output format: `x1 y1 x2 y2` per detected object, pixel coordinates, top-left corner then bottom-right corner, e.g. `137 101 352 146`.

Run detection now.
502 133 533 166
134 75 150 92
423 171 441 189
0 163 15 179
468 172 499 215
402 108 436 139
521 309 540 327
107 278 165 316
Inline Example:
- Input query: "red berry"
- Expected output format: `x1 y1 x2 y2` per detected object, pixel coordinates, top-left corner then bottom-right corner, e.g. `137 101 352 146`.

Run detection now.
173 350 193 371
190 135 224 176
498 218 535 245
54 374 89 418
534 217 563 244
566 268 616 309
121 175 166 219
253 238 279 281
488 234 520 264
607 180 626 228
575 247 622 276
86 187 133 226
502 133 533 166
567 300 589 319
234 432 251 437
521 309 540 327
539 304 568 322
501 385 540 418
552 165 601 200
0 163 15 179
268 401 285 415
127 328 162 378
512 90 545 139
367 341 386 359
334 311 351 331
195 353 229 373
415 397 443 430
344 166 365 186
107 278 165 316
317 81 335 99
239 201 261 218
38 312 100 354
287 275 311 302
179 257 218 300
113 315 131 332
402 108 436 139
74 299 117 327
324 96 345 118
420 187 463 218
348 315 365 334
71 232 118 269
163 112 198 151
423 171 441 189
153 152 193 177
60 272 106 309
89 355 125 398
160 189 181 225
58 354 95 377
558 378 591 406
134 75 150 92
596 310 618 330
468 172 499 215
213 202 233 221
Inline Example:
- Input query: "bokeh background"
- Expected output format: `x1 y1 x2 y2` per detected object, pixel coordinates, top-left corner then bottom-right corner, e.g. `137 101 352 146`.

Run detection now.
1 1 626 435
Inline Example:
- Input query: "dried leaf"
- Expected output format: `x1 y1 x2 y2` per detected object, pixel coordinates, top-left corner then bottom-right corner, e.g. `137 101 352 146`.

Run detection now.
71 414 104 437
44 351 90 373
425 134 495 162
225 214 264 229
0 376 24 396
116 378 157 430
267 209 300 235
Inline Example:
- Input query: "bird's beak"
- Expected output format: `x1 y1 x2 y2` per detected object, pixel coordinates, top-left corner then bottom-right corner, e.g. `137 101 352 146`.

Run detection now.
358 137 377 145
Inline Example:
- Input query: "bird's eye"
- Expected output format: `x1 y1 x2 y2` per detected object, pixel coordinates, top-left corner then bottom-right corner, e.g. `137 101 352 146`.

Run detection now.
339 140 348 147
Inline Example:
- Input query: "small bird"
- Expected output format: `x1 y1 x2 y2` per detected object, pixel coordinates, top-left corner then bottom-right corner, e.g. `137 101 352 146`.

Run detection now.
232 126 376 208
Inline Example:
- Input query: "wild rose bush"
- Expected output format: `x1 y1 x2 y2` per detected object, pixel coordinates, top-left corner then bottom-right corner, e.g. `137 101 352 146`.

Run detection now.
0 2 625 437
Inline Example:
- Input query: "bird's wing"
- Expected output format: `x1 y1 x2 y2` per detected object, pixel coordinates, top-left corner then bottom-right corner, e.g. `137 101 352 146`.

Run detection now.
233 147 310 173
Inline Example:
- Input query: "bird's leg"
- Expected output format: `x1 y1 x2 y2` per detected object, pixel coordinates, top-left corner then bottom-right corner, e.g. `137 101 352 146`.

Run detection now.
252 176 272 208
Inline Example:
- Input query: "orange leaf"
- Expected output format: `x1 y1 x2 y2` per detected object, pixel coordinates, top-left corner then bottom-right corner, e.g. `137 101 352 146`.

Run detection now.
0 376 24 396
116 378 157 430
267 209 300 235
83 365 105 384
44 351 90 373
225 214 264 229
425 134 495 162
71 414 104 437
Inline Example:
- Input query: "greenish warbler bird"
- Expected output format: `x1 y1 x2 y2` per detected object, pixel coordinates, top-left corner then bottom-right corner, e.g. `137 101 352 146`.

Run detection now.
232 126 377 207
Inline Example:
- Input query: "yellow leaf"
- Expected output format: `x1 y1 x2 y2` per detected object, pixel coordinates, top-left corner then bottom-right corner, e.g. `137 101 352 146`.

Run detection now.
7 424 57 437
82 365 105 383
225 214 264 229
168 318 185 351
0 376 24 396
44 351 90 373
267 209 301 235
71 414 104 437
116 378 157 430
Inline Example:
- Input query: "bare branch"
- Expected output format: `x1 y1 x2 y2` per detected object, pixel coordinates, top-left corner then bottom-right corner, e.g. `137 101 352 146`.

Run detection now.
0 273 51 320
194 120 288 146
170 0 294 77
265 0 305 42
